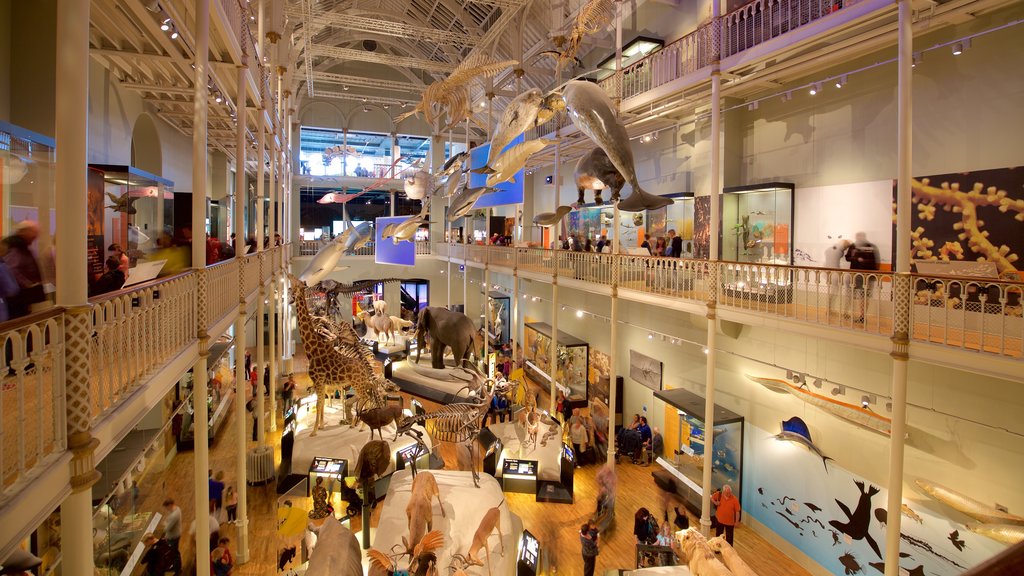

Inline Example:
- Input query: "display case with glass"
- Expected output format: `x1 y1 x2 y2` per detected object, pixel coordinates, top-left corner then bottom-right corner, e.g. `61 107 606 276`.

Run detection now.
487 291 510 346
654 388 744 517
1 121 56 291
523 322 589 406
721 182 794 264
664 194 695 257
177 341 235 449
88 164 174 278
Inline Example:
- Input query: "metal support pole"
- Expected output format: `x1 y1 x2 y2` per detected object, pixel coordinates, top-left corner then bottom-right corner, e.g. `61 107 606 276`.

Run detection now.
232 60 250 564
549 279 559 414
885 2 913 574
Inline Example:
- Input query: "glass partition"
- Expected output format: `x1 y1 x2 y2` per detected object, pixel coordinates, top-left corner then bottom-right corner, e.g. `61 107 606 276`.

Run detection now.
721 183 794 264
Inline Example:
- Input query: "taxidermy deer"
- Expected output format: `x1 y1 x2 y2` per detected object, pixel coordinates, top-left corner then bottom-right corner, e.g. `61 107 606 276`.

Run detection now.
405 472 447 553
368 530 443 576
358 396 405 441
464 499 506 576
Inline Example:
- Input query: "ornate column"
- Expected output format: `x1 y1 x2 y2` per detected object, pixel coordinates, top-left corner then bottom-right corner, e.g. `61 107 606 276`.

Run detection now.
191 1 212 571
231 58 250 564
55 7 97 566
884 2 913 573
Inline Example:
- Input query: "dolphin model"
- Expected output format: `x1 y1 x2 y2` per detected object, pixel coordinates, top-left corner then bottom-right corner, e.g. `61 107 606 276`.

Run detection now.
775 417 831 471
533 205 573 227
382 198 430 244
915 479 1024 525
479 138 557 187
575 147 625 206
437 151 469 179
297 212 371 284
447 184 493 222
485 89 545 169
561 80 672 212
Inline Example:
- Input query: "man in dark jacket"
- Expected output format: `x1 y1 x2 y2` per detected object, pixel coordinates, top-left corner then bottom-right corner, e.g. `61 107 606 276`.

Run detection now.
844 232 879 322
141 533 181 575
3 221 45 318
89 257 127 297
666 229 682 258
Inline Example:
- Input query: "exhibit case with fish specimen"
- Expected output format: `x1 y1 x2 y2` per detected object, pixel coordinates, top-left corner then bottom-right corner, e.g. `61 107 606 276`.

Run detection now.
487 291 510 346
654 387 744 517
523 322 589 407
89 164 175 275
721 182 794 265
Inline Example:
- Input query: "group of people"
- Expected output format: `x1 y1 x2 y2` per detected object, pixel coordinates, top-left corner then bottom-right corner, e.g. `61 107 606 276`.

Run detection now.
0 221 49 320
640 229 688 257
616 414 662 465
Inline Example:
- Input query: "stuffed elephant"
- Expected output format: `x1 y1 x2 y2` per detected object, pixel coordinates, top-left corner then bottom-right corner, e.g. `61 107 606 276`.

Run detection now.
415 306 479 369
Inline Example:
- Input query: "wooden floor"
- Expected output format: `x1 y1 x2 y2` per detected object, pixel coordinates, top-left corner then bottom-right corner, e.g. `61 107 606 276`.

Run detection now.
145 356 811 576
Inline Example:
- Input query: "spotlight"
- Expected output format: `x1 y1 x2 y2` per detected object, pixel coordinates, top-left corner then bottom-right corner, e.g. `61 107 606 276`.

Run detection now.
383 104 389 109
479 101 486 108
576 310 583 318
785 370 793 380
952 42 963 55
648 333 654 340
361 97 367 103
747 101 758 111
912 52 922 68
861 395 871 408
781 91 792 102
170 28 179 39
702 347 709 354
809 82 821 96
215 94 223 103
830 384 846 396
343 85 349 91
641 134 652 143
161 18 171 31
834 75 846 89
813 378 823 389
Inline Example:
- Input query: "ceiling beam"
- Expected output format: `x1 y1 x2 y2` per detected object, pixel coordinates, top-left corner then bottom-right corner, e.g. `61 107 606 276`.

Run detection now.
315 90 419 108
311 71 423 93
287 9 479 47
308 44 457 73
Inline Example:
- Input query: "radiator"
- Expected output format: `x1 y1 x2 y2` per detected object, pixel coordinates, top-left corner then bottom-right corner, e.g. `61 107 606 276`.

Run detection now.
246 446 275 485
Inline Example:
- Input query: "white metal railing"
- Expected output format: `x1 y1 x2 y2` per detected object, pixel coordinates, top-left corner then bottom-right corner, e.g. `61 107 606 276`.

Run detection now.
723 0 856 57
618 254 712 302
206 259 240 326
298 240 431 258
910 274 1024 357
0 309 66 501
90 273 198 422
598 23 715 100
240 252 261 297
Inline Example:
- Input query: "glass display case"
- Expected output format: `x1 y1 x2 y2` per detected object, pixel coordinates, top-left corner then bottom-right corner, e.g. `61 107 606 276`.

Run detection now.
89 164 175 277
654 388 744 517
177 338 236 449
721 182 794 264
487 291 510 346
523 322 589 406
1 121 56 293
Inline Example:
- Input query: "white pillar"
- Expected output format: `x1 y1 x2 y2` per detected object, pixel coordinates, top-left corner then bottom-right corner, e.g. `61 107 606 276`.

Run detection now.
192 1 212 572
885 2 913 574
548 280 559 414
55 1 99 574
606 291 618 464
232 61 250 564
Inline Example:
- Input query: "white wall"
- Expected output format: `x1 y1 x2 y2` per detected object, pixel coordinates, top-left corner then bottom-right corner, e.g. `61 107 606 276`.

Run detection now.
793 180 893 266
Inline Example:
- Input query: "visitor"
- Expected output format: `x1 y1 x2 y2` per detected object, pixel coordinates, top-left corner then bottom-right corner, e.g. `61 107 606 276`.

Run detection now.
712 484 740 545
488 390 510 424
634 417 652 464
211 537 233 576
654 236 667 257
263 366 271 396
634 507 656 545
666 229 682 258
596 235 607 253
274 233 282 246
224 486 238 525
206 235 221 264
569 408 589 466
244 351 251 376
640 236 652 255
249 366 258 398
845 231 879 322
89 256 126 297
140 533 180 576
584 238 593 252
108 244 130 273
209 470 225 514
3 221 45 319
161 499 182 551
0 257 20 323
281 374 296 412
580 518 600 576
190 501 221 552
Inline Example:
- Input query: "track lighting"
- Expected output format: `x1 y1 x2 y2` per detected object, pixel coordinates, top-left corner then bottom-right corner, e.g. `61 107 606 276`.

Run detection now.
648 333 654 340
170 28 179 39
781 91 792 102
809 82 821 96
215 94 222 103
747 101 758 111
834 75 846 89
343 85 349 91
952 42 963 55
702 347 709 354
912 52 922 68
576 310 583 318
831 384 846 396
813 378 823 389
160 18 171 31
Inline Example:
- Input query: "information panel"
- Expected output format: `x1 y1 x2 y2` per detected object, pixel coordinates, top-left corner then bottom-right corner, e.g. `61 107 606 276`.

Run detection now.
374 216 416 266
469 133 525 208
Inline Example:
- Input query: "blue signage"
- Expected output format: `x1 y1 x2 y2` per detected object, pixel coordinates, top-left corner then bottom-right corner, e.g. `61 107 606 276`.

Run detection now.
469 133 525 208
374 216 416 266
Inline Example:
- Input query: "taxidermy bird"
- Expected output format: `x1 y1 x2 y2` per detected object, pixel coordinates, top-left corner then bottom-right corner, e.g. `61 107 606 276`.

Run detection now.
106 191 138 214
395 54 517 130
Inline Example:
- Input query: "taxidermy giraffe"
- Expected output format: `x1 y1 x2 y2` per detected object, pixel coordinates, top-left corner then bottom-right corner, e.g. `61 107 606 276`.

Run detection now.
289 275 389 435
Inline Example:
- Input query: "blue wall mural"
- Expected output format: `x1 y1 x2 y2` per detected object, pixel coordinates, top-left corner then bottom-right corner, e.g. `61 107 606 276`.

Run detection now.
374 216 416 266
468 134 524 209
742 424 1006 575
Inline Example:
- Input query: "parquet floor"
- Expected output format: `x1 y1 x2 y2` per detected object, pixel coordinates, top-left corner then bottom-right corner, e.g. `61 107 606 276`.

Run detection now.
144 357 810 576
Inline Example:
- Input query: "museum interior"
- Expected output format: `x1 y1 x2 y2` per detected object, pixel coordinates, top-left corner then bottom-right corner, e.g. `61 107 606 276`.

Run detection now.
0 0 1022 574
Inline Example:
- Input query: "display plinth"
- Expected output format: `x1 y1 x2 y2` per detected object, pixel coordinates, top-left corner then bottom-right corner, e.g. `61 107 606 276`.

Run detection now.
502 458 538 494
308 456 347 496
517 529 541 576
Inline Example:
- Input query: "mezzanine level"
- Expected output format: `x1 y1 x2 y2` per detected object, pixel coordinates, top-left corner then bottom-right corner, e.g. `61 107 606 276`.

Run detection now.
0 246 287 559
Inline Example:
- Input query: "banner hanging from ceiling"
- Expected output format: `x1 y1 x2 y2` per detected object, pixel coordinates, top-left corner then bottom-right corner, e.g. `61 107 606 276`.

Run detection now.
468 133 525 209
374 216 416 266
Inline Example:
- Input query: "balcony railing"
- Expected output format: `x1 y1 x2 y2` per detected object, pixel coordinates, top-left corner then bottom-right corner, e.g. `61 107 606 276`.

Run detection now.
598 23 716 100
723 0 854 58
298 240 433 258
0 245 286 504
438 243 1023 359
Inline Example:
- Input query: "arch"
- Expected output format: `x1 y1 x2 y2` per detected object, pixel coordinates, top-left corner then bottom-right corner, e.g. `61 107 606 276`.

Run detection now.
131 113 163 176
299 100 348 130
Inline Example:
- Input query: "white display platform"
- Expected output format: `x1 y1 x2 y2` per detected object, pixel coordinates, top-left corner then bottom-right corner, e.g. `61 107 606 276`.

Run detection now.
390 357 480 402
626 566 692 575
488 421 563 482
291 400 432 477
372 469 522 576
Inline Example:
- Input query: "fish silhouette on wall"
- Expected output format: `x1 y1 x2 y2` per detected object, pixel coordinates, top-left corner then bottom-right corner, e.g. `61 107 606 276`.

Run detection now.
901 532 966 570
869 562 925 576
948 529 966 552
776 511 803 533
805 502 823 513
776 416 832 471
830 480 883 558
874 508 887 528
838 552 862 575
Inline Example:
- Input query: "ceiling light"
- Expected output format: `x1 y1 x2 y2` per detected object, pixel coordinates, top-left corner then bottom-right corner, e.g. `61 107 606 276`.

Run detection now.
561 305 566 311
648 333 654 340
781 91 792 102
576 310 583 318
361 97 367 103
952 42 963 55
479 101 486 108
912 52 922 68
170 28 179 39
861 395 873 408
831 384 846 396
809 82 821 96
813 378 823 389
215 94 223 103
747 101 758 111
383 104 389 109
343 85 349 91
160 18 171 31
702 347 709 354
834 75 846 89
